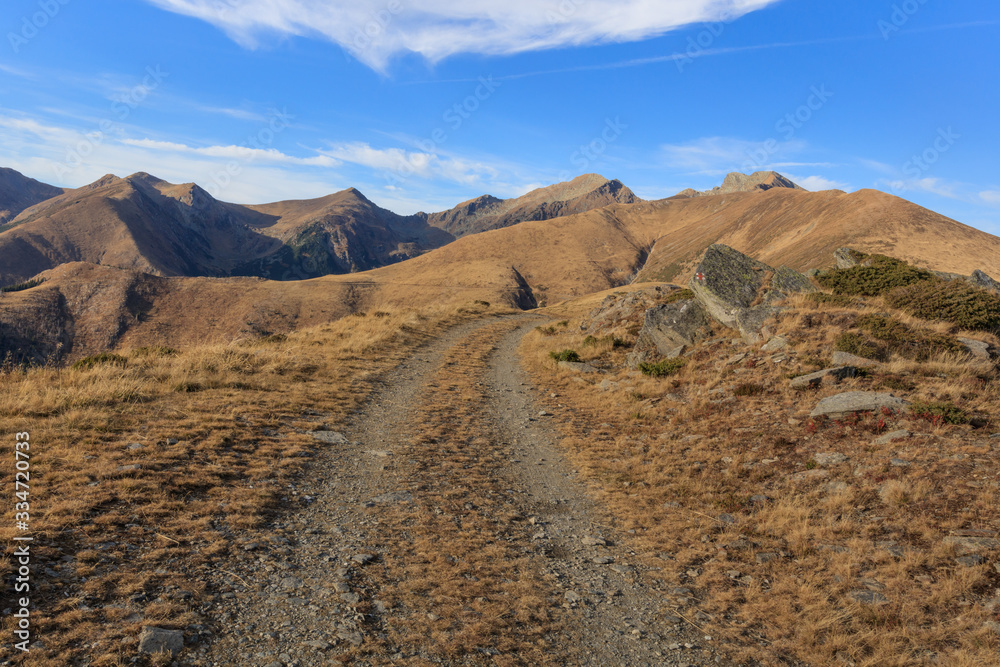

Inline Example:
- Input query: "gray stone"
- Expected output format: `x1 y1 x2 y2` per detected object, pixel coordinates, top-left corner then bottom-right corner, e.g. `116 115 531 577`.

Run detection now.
352 553 375 565
688 244 814 343
138 626 184 656
889 458 911 467
967 269 1000 293
761 336 788 352
558 361 602 373
957 337 993 360
944 532 1000 555
593 556 614 565
790 366 858 389
849 590 888 605
809 392 909 419
127 443 144 451
581 536 607 546
309 431 348 445
834 247 865 269
634 300 713 357
755 552 779 564
875 430 911 445
832 351 880 367
813 452 848 466
956 555 985 567
372 490 413 504
726 352 747 366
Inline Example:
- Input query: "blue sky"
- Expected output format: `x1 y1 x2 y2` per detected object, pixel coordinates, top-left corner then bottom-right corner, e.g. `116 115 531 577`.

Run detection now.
0 0 998 234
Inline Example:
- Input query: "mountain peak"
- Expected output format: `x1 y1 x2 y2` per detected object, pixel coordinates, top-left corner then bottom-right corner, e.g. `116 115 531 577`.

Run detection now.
679 171 804 198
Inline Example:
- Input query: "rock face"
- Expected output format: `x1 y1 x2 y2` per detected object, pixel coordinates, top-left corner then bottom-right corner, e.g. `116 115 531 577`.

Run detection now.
833 247 865 269
635 300 712 357
957 337 995 360
688 244 815 343
810 391 909 419
832 351 881 367
968 269 1000 293
138 626 184 656
681 171 805 198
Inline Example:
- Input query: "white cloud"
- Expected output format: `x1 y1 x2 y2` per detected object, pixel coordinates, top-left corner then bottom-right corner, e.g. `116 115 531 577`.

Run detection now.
122 138 340 167
661 136 807 173
145 0 781 71
320 141 500 186
791 175 849 192
885 177 961 200
979 190 1000 206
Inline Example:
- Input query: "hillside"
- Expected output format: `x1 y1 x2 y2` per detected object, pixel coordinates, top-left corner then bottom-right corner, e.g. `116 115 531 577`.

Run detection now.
0 167 64 224
424 173 639 237
675 170 805 198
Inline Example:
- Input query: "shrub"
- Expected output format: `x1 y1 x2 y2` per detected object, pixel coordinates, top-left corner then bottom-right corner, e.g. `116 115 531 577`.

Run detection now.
72 353 128 371
908 400 968 426
474 300 491 307
639 358 687 377
734 382 765 397
583 335 599 347
856 314 965 360
1 278 45 293
549 349 580 363
663 288 696 304
835 332 886 361
816 255 935 296
132 346 179 357
886 280 1000 332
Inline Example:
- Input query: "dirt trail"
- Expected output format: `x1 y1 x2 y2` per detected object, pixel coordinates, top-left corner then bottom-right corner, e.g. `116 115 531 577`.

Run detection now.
202 316 712 666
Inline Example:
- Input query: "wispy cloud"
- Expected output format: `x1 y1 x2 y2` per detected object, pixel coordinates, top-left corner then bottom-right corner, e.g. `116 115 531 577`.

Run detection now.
661 136 807 173
122 138 340 167
980 190 1000 206
789 174 849 192
144 0 781 71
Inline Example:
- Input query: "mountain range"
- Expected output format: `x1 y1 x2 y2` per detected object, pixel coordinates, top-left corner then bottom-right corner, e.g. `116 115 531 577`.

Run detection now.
2 166 1000 364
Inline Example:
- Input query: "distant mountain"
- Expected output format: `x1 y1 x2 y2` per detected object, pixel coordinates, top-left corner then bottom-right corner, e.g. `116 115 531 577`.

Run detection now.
425 174 639 237
0 167 64 224
675 171 805 198
0 169 640 286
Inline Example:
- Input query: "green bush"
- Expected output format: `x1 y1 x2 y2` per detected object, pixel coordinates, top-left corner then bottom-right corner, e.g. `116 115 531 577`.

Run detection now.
132 346 179 357
908 400 968 425
856 314 965 360
816 255 935 296
1 278 45 293
639 358 687 377
886 280 1000 332
663 288 696 304
72 353 129 371
583 335 599 347
549 349 581 363
834 332 887 361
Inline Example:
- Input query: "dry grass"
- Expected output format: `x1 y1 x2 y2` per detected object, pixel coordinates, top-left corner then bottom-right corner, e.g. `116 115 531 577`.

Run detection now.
0 302 498 666
520 293 1000 665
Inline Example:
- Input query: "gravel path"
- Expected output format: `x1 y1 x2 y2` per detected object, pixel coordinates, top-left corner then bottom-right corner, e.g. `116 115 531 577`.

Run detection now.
197 316 715 666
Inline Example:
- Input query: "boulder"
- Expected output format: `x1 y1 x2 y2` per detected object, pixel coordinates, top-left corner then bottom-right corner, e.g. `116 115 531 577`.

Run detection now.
789 366 859 389
833 247 865 269
957 337 995 360
139 627 184 657
810 391 909 419
635 300 712 356
967 269 1000 293
874 429 911 445
688 244 815 343
832 351 880 367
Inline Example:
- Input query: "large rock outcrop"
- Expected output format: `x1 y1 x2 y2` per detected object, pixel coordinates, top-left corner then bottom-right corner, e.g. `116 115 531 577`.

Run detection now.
627 298 713 366
688 244 815 343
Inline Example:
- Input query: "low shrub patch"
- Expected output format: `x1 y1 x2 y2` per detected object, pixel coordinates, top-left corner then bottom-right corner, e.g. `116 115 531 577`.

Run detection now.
638 358 687 377
549 349 581 363
734 382 766 397
0 278 45 293
71 353 128 371
886 280 1000 332
908 400 969 426
816 255 935 296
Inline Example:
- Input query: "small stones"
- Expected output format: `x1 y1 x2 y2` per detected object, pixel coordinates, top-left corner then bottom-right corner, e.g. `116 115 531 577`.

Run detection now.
351 553 375 565
138 626 184 656
716 513 737 525
755 552 779 564
848 590 888 605
592 556 614 565
581 536 607 547
340 592 361 605
890 458 911 467
117 464 141 472
955 555 985 567
812 452 848 466
336 628 363 646
309 430 348 445
127 442 144 451
726 352 748 366
789 366 858 389
564 591 582 603
761 336 788 352
875 430 911 445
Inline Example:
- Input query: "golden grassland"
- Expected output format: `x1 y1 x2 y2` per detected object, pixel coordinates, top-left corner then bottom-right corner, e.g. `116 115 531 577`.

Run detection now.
0 302 499 666
523 292 1000 666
